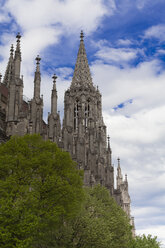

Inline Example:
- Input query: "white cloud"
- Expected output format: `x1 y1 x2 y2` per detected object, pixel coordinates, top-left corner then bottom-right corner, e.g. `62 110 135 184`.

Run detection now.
94 46 142 65
137 226 165 247
117 39 133 46
90 56 165 245
0 0 165 245
5 0 113 34
144 24 165 41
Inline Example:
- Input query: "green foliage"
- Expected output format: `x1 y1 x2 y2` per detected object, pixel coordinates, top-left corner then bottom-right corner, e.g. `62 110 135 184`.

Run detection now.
68 185 133 248
0 135 161 248
131 234 161 248
0 134 84 248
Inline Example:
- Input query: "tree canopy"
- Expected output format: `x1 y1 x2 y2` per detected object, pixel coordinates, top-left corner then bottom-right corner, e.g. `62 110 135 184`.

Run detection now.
130 234 161 248
0 135 162 248
0 134 84 248
67 185 133 248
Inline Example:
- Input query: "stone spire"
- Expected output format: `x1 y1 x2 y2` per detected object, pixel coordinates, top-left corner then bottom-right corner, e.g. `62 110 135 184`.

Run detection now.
14 33 22 78
107 135 112 166
117 157 123 188
3 44 14 86
107 135 110 150
33 55 41 99
51 74 58 115
71 31 93 88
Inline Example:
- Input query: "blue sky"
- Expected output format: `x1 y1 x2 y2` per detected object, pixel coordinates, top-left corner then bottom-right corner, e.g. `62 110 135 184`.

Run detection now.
0 0 165 246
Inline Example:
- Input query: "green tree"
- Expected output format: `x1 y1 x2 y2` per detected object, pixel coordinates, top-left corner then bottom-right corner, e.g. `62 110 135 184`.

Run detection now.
131 234 161 248
0 134 84 248
68 185 133 248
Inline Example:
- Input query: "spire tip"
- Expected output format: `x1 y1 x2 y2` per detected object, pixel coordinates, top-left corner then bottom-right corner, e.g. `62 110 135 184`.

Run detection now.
36 55 41 65
80 30 84 41
117 157 120 167
52 73 57 83
16 32 21 42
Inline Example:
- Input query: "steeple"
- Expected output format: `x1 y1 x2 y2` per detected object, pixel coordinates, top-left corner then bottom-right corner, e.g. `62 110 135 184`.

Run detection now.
51 74 58 115
3 44 14 86
117 158 123 188
107 135 112 166
107 135 110 150
14 33 22 78
33 55 41 99
71 31 93 88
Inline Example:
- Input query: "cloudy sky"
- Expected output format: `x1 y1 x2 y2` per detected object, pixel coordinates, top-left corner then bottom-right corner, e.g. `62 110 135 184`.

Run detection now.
0 0 165 246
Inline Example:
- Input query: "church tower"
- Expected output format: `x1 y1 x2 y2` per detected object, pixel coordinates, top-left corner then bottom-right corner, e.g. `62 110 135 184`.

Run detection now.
0 32 135 232
62 31 114 192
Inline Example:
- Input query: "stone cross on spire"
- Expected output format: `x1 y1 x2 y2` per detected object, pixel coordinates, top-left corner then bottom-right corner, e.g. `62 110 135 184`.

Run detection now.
71 31 93 88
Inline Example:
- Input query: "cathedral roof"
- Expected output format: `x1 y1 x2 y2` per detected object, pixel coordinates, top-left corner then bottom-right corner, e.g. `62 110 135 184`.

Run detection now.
71 31 93 88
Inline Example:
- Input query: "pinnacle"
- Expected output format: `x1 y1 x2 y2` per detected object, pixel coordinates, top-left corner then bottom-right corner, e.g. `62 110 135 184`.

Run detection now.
36 55 41 65
35 55 41 73
52 74 57 91
80 30 84 41
117 157 120 167
52 74 57 83
71 31 93 88
15 32 21 60
16 32 21 42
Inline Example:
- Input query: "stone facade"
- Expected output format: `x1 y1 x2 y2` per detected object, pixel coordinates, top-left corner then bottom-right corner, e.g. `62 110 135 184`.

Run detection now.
0 32 135 235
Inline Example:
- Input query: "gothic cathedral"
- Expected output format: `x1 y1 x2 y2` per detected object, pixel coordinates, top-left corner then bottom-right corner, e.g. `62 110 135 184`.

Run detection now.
0 32 135 234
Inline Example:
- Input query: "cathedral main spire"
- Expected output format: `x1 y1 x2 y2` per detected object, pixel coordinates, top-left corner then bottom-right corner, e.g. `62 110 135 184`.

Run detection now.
71 31 93 88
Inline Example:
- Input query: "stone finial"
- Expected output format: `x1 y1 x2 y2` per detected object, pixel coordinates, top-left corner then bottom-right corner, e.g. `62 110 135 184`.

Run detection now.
15 33 21 54
107 135 110 149
35 55 41 73
125 174 127 182
80 30 84 41
36 55 41 65
16 32 21 42
52 74 57 83
10 44 14 56
117 157 120 167
52 74 57 91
